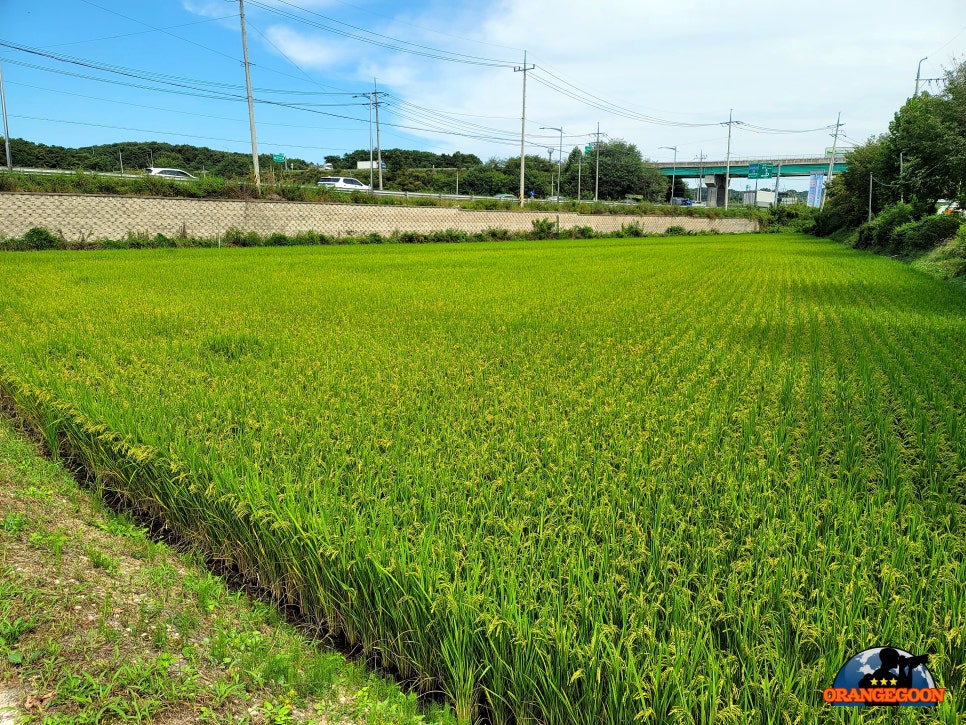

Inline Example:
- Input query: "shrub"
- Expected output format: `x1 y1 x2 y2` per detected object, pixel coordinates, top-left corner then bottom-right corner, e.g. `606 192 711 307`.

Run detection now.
293 230 332 246
618 221 645 238
480 227 512 241
763 203 817 234
567 225 596 239
873 202 915 251
266 233 293 246
665 225 688 236
23 227 62 251
530 218 557 240
428 229 469 244
223 227 263 247
854 222 875 250
890 214 963 255
392 230 426 244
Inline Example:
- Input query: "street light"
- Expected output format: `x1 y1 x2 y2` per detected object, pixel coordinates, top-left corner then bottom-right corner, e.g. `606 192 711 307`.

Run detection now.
541 126 563 199
659 145 677 204
915 56 928 96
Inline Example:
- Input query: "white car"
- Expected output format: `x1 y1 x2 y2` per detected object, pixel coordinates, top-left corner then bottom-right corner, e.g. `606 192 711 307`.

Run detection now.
145 167 198 180
316 176 371 192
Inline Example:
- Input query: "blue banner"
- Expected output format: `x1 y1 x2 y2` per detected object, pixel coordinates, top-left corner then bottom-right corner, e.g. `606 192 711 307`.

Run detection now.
807 173 825 208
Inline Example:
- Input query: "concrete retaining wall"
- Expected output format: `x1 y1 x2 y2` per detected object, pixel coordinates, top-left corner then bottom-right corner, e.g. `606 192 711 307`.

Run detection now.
0 192 757 240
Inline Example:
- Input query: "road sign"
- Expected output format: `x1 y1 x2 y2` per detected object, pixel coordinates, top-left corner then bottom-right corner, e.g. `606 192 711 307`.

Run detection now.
585 145 593 154
748 162 774 180
272 153 285 163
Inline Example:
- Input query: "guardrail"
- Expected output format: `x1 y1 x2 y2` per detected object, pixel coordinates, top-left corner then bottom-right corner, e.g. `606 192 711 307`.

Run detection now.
2 167 144 179
1 167 667 208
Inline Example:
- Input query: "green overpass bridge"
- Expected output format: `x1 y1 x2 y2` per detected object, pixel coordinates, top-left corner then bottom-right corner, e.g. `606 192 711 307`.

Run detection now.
651 155 848 206
653 156 847 178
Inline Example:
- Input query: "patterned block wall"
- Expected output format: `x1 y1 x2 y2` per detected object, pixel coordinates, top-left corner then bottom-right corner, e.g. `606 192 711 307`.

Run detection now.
0 192 757 240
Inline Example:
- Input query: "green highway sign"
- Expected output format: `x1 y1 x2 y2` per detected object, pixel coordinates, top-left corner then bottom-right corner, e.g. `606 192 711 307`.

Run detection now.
272 153 286 163
748 162 774 180
585 145 593 154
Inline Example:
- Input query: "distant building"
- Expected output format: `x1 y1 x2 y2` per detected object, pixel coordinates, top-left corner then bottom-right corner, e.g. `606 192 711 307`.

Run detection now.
741 190 775 207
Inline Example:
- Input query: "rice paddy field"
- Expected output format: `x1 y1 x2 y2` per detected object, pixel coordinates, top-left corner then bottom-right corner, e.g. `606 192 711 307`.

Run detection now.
0 233 964 724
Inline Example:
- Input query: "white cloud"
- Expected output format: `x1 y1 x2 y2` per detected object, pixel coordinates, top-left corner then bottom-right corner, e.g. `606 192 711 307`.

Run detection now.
183 0 964 164
262 24 348 69
352 0 966 161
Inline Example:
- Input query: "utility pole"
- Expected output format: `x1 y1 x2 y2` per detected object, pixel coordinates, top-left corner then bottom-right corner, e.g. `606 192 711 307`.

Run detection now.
238 0 260 192
821 112 842 210
514 51 534 206
367 92 373 190
724 109 734 210
118 149 123 175
696 150 707 204
659 146 677 203
374 79 383 191
774 161 782 204
594 122 602 202
915 56 928 96
353 90 375 189
868 172 873 222
0 63 11 170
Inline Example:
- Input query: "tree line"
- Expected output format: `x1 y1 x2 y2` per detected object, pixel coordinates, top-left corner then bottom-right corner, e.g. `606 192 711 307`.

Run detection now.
2 136 676 202
818 58 965 252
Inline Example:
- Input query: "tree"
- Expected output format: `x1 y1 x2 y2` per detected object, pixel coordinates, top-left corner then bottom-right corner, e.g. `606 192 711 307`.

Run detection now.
461 166 511 196
819 58 966 236
821 136 892 231
558 139 667 201
890 94 964 209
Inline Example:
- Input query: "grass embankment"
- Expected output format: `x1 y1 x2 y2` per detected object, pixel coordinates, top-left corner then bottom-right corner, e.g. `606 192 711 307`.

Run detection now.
0 170 751 219
0 415 457 724
0 235 964 723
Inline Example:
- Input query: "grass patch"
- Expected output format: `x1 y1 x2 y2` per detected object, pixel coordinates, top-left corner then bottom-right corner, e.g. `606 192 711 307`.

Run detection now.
0 416 456 724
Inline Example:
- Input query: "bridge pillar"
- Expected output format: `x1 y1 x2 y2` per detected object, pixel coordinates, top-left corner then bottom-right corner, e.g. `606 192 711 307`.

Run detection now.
705 174 728 207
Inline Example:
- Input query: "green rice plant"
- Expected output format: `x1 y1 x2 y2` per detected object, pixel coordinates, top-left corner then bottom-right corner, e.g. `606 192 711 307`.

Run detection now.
0 235 964 723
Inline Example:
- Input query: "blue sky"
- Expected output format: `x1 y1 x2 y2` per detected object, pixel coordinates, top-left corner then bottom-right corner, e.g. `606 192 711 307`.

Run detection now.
1 0 964 183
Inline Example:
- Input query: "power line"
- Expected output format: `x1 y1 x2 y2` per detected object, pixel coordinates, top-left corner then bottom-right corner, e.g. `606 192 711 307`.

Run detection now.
79 0 241 64
244 19 354 95
0 46 374 124
10 114 348 152
245 0 517 68
7 80 361 128
2 52 531 146
43 14 236 48
76 0 351 91
530 67 717 128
